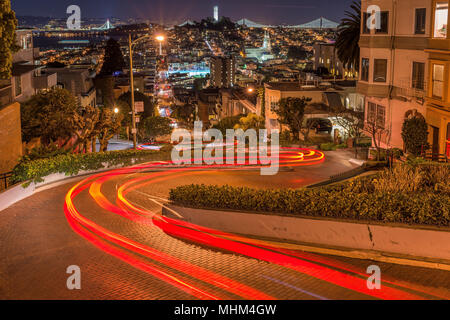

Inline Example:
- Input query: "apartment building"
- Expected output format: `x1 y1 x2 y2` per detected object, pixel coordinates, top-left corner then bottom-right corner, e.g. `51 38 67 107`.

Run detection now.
264 82 360 133
426 0 450 157
45 66 97 108
358 0 431 150
0 30 57 173
210 56 236 88
313 43 358 79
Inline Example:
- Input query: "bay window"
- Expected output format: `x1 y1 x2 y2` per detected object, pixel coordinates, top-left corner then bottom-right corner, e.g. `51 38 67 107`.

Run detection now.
433 2 448 38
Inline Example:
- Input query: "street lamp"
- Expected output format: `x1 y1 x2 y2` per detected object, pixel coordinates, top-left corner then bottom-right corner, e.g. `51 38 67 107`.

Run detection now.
128 33 155 149
155 35 165 56
247 87 254 94
114 107 119 114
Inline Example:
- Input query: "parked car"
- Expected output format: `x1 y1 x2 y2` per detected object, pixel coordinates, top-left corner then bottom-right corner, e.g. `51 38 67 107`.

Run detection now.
307 118 333 134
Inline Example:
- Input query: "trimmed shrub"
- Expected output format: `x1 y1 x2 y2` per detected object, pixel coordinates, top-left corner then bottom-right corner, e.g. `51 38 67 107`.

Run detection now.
169 164 450 227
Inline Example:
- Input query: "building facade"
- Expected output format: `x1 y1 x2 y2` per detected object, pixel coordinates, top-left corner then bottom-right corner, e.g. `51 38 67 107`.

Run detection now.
358 0 432 151
313 42 358 78
425 0 450 157
210 56 236 88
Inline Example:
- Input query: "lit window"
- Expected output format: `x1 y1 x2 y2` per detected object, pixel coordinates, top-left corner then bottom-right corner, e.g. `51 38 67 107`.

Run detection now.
434 2 448 38
432 64 445 98
361 58 370 82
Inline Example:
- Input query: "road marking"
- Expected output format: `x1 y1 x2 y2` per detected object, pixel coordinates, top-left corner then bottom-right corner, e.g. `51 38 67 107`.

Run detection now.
261 275 328 300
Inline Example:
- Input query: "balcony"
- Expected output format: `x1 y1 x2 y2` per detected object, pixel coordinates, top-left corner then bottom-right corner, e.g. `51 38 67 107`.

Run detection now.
33 72 57 91
0 82 13 109
393 79 427 104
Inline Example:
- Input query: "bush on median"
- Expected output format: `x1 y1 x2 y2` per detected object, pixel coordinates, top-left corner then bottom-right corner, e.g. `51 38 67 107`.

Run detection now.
169 165 450 227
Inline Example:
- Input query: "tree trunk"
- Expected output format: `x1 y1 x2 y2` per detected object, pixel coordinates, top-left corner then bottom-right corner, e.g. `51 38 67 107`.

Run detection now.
92 138 97 153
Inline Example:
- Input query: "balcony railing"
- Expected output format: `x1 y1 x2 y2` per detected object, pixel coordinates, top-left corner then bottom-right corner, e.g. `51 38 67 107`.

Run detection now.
0 85 13 108
395 79 427 103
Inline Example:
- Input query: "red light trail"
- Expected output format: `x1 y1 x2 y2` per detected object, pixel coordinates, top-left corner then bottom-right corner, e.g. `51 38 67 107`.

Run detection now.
63 147 444 300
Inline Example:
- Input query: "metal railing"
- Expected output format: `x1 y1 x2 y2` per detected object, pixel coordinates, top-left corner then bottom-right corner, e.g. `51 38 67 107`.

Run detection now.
0 172 13 192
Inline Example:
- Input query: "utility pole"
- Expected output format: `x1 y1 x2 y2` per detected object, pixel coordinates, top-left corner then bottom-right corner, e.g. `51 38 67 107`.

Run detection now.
129 33 137 149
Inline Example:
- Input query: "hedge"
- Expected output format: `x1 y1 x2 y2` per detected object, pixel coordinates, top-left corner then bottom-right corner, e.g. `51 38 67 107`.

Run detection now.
169 181 450 227
11 148 172 186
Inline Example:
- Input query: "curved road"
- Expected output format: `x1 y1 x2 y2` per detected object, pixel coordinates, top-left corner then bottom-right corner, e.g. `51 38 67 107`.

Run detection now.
1 149 449 300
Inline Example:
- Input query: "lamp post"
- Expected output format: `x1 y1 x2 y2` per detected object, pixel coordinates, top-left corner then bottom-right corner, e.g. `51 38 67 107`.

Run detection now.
128 33 161 149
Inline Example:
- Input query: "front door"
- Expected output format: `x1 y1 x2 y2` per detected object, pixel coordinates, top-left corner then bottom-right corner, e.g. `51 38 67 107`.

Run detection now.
432 126 440 160
446 123 450 158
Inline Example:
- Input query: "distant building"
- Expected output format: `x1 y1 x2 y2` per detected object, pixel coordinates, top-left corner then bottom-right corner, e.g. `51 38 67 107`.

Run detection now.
264 81 361 133
214 6 219 22
210 56 236 88
245 31 275 63
313 43 357 79
45 66 96 108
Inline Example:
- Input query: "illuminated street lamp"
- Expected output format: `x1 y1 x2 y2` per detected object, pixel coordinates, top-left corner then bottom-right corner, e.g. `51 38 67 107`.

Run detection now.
128 33 157 149
155 35 165 56
114 107 119 114
247 87 255 94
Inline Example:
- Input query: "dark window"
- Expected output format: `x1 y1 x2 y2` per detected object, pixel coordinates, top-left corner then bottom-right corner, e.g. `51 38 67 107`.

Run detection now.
376 105 386 129
412 62 425 90
376 11 389 34
415 8 427 34
361 58 370 81
14 76 22 97
367 102 377 124
362 12 370 34
373 59 387 82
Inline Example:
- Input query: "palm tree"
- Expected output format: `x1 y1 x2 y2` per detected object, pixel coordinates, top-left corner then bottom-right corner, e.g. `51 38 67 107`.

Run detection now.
335 0 361 71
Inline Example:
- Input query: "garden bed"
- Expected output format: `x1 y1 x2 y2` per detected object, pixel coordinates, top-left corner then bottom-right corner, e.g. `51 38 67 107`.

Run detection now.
169 164 450 227
11 147 172 186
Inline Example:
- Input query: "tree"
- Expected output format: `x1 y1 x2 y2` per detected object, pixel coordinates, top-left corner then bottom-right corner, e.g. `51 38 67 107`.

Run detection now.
366 121 391 161
94 75 116 108
99 38 125 76
21 88 78 146
271 97 312 140
0 0 19 79
402 110 429 156
97 107 123 152
140 116 173 140
336 0 361 70
212 115 244 135
71 104 100 153
330 106 364 140
234 113 265 131
171 103 195 126
119 91 157 122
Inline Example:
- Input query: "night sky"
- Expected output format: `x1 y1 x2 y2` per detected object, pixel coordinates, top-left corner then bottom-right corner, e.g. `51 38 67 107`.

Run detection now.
11 0 355 25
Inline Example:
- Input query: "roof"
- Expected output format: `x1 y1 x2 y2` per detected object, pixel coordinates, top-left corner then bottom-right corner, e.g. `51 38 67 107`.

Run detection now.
266 82 340 92
323 92 344 109
12 63 38 76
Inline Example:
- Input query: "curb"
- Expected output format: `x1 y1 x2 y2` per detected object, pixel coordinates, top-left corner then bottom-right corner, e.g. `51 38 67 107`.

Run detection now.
163 204 450 270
